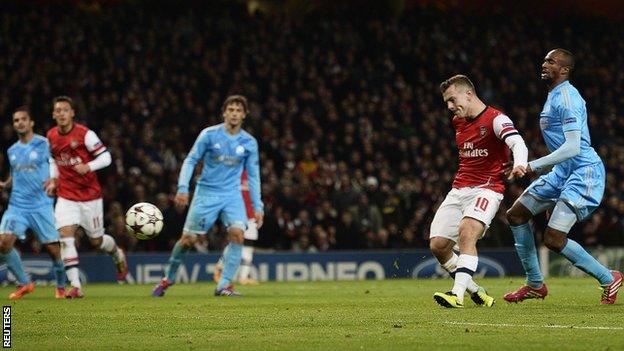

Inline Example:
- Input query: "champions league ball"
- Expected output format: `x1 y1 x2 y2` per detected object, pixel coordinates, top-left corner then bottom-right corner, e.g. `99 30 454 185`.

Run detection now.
125 202 164 240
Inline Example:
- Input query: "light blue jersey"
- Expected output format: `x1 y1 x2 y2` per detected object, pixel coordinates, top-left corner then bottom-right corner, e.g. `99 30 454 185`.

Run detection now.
178 123 263 234
0 134 58 243
6 134 54 209
513 79 614 288
522 80 605 222
539 80 602 177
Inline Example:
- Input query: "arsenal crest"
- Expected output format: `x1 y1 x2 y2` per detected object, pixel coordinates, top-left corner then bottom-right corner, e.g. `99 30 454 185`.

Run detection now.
70 139 78 149
479 126 487 137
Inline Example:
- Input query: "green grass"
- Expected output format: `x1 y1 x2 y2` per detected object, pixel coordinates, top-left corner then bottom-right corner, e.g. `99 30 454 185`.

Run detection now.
5 278 624 350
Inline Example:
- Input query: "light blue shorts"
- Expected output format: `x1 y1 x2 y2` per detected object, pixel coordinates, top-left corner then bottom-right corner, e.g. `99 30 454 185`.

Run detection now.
182 186 247 235
519 162 605 222
0 205 60 244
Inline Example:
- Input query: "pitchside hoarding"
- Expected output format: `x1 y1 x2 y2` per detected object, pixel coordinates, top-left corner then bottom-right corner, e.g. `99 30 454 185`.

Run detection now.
0 250 525 285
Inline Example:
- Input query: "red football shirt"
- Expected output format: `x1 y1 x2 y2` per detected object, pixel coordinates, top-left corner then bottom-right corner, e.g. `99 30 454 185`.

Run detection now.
452 106 518 194
241 170 254 219
47 123 107 201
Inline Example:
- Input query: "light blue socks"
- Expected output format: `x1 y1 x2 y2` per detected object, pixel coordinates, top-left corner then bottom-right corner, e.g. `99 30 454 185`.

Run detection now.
4 249 30 285
217 243 243 290
560 239 613 285
165 240 189 283
511 224 544 288
52 258 66 288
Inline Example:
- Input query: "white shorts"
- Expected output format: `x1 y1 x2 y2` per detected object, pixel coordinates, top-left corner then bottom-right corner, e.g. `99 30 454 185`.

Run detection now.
55 197 105 238
429 187 503 242
244 218 258 241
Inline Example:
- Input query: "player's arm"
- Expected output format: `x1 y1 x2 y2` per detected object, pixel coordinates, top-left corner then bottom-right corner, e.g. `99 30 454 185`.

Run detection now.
493 115 528 179
528 91 583 173
175 129 208 209
244 139 264 228
528 130 581 173
44 156 59 196
74 130 112 175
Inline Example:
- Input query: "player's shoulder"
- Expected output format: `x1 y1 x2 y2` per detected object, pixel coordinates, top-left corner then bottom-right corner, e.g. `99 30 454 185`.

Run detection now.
487 105 504 115
239 129 259 150
72 123 91 134
562 82 582 99
239 128 257 142
477 106 506 125
46 126 58 138
554 81 582 102
489 107 512 122
200 123 223 137
31 134 49 147
7 140 20 153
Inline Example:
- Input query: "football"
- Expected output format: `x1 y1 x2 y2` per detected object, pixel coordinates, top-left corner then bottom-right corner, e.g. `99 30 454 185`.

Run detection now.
125 202 164 240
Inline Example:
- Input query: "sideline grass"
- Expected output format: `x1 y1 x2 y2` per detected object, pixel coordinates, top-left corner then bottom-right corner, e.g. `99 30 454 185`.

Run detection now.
5 278 624 350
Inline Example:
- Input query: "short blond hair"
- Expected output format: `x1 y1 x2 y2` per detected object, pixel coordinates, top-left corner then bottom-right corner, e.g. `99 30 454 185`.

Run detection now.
439 75 475 94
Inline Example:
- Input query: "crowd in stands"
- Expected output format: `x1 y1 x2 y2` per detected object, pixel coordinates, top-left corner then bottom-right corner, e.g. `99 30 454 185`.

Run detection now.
1 2 623 253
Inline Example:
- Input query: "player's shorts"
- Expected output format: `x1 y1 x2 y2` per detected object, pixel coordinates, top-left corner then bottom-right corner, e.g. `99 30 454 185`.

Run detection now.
519 162 605 222
183 186 247 235
0 205 60 244
430 187 504 242
244 218 258 241
55 197 105 238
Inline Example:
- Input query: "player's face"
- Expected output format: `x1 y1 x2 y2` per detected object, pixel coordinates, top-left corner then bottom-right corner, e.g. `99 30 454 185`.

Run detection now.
222 102 247 127
541 50 564 82
53 101 75 128
12 111 34 136
442 84 472 118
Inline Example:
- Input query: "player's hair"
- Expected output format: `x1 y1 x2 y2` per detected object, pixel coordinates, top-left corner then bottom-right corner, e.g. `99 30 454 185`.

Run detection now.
552 48 575 72
439 75 476 94
13 106 32 119
52 95 74 109
221 95 249 114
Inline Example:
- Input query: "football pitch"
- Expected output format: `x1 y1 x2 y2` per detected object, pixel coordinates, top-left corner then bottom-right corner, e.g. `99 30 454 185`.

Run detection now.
5 278 624 350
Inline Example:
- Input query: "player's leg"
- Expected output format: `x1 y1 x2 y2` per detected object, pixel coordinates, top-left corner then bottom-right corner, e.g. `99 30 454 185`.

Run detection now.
429 237 458 278
238 245 256 284
437 188 503 307
504 175 558 302
82 199 128 283
164 233 198 284
543 209 612 282
451 217 487 302
549 164 621 304
429 190 480 292
542 203 618 304
429 189 462 278
215 226 244 295
152 233 198 297
239 219 258 285
215 195 247 296
430 189 484 307
30 209 67 298
153 190 219 297
0 212 34 300
433 217 485 307
44 242 67 298
55 197 83 295
506 200 548 289
213 251 225 283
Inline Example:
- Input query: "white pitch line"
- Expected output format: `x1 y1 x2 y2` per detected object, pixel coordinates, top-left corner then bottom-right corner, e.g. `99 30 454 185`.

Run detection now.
443 321 623 331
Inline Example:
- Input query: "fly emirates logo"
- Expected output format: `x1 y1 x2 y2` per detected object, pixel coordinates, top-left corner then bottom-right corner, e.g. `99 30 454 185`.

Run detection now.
460 142 489 157
57 153 83 166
